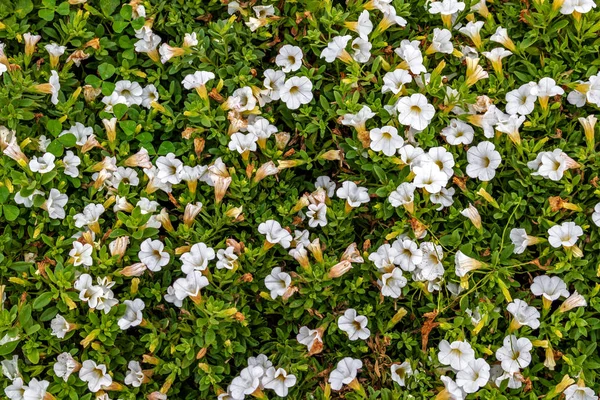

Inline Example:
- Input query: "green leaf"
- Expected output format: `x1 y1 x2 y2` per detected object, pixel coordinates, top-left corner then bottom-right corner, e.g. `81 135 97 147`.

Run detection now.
58 133 77 147
98 63 116 80
99 0 120 17
46 119 62 137
0 340 20 356
113 20 129 33
38 8 54 21
33 292 54 310
119 120 137 136
3 205 19 221
0 186 9 204
113 104 128 119
15 0 33 17
157 141 176 155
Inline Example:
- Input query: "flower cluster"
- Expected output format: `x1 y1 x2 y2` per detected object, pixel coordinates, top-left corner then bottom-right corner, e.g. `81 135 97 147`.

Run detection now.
0 0 600 399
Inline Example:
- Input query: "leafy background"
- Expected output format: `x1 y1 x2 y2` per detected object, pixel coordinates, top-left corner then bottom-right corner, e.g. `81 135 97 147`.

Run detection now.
0 0 599 398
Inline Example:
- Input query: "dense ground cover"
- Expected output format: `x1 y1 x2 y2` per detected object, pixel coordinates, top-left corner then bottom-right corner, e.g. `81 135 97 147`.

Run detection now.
1 0 600 398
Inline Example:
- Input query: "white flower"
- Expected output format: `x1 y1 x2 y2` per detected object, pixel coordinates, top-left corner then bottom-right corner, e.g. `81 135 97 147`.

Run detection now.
368 243 398 272
456 358 490 394
341 105 376 132
230 366 264 399
227 87 257 112
141 84 159 108
306 203 327 228
74 273 102 308
43 189 68 219
118 298 145 330
466 141 502 181
280 76 313 110
532 77 564 98
440 376 466 400
60 122 92 146
380 267 407 298
428 147 455 178
264 267 292 299
505 83 537 115
369 126 404 156
183 32 198 47
69 242 93 267
429 0 466 15
259 70 285 102
181 243 215 274
509 228 538 254
399 144 426 169
593 203 600 227
394 41 426 75
49 70 60 105
22 378 48 400
315 176 336 197
276 45 303 72
337 308 370 341
328 357 362 391
124 360 144 387
156 153 183 185
114 80 143 106
29 153 55 174
441 119 474 145
216 247 238 270
50 314 70 338
482 48 512 70
388 182 415 208
430 28 454 54
495 335 532 373
413 163 448 194
560 0 596 14
320 35 352 63
112 167 139 188
437 340 475 370
454 251 485 277
228 132 258 155
172 271 209 301
459 21 485 48
531 275 569 302
563 384 598 400
507 299 540 329
391 362 413 386
559 291 587 313
430 186 455 210
5 377 27 400
247 117 278 141
392 239 423 272
63 150 81 177
296 326 322 352
530 149 572 181
138 239 170 271
79 360 112 393
382 69 412 95
548 221 583 249
262 367 297 397
1 355 19 381
397 94 435 130
258 220 293 249
54 352 77 382
336 181 370 207
182 71 215 90
495 113 526 143
351 37 372 63
74 203 105 231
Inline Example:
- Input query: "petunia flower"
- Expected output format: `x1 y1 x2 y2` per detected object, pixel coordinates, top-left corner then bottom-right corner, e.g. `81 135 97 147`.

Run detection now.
328 357 363 391
118 299 145 330
79 360 112 393
280 76 313 110
338 308 370 341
